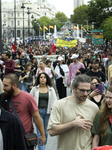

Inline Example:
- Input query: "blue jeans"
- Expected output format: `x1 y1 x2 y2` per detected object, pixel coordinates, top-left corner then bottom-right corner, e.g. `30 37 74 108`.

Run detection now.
36 108 50 150
21 84 31 93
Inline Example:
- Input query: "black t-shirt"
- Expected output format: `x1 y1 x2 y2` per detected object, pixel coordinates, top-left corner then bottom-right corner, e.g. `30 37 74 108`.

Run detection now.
31 64 37 75
20 58 28 67
14 66 24 79
86 70 106 82
21 71 34 83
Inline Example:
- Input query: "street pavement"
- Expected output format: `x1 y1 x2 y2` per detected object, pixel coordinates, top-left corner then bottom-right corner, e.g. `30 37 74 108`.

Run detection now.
34 87 71 150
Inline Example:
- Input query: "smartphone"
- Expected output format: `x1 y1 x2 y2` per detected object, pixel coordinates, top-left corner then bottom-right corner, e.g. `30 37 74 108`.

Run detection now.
95 84 103 95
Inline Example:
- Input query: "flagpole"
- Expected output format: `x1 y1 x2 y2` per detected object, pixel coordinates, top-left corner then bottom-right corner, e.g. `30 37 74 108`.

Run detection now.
49 25 50 34
81 24 83 38
43 25 45 40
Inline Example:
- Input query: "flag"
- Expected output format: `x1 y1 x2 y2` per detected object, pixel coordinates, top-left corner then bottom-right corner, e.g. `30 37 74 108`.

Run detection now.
74 26 78 30
81 27 86 31
49 25 53 29
11 43 17 52
44 26 48 30
29 45 32 53
40 26 42 31
49 44 56 55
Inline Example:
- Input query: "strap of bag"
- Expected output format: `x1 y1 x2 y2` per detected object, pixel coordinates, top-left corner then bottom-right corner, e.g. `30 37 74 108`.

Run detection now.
9 98 27 135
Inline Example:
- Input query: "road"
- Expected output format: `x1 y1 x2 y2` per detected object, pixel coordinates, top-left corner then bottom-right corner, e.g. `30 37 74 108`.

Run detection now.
34 87 71 150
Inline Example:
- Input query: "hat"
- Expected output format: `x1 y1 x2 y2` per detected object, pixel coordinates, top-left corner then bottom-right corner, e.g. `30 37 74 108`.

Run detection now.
14 59 20 64
70 54 79 59
58 56 64 61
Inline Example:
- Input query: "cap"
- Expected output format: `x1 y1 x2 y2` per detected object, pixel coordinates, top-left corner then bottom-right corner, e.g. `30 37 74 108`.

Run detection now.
58 56 64 61
70 54 79 59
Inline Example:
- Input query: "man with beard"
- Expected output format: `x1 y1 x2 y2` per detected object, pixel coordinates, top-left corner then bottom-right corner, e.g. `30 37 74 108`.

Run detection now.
86 58 106 83
0 74 45 150
47 75 99 150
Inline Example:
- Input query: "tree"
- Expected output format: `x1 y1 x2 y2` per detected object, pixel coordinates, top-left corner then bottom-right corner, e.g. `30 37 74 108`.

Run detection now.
87 0 112 29
71 4 89 25
55 12 67 23
101 16 112 40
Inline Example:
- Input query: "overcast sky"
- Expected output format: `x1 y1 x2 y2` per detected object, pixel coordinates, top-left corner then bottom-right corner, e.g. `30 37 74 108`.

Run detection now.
6 0 90 18
47 0 90 18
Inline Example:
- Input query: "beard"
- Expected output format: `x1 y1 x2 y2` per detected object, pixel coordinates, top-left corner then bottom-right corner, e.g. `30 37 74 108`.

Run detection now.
75 92 87 102
4 87 14 97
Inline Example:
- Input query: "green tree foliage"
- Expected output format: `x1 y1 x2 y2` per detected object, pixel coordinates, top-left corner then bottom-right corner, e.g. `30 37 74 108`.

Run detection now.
101 16 112 40
87 0 112 29
71 4 89 25
55 12 67 23
32 11 68 34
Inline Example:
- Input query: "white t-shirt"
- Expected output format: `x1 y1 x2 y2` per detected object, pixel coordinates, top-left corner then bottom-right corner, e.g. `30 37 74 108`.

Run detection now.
0 109 3 150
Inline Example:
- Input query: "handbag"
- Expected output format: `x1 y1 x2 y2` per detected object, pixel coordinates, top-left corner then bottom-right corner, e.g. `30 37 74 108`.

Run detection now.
9 99 38 147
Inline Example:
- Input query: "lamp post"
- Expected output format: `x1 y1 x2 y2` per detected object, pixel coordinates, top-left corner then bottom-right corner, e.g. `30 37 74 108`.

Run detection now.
0 0 3 54
21 3 25 46
14 0 16 45
27 7 31 44
34 18 40 43
31 14 34 44
3 24 6 40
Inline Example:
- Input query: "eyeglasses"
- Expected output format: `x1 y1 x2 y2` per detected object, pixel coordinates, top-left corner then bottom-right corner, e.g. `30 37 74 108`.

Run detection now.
91 82 98 85
77 88 91 94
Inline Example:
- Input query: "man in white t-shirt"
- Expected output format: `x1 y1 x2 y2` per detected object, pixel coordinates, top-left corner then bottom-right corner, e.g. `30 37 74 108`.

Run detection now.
48 75 99 150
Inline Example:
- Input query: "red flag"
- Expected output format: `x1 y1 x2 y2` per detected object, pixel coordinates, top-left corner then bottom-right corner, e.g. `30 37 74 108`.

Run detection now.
49 44 56 55
11 43 17 52
29 45 32 53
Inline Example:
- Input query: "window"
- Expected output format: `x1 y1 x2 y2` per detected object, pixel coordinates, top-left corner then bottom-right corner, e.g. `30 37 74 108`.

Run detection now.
3 14 6 17
17 21 20 26
11 21 13 26
12 13 13 17
17 30 20 37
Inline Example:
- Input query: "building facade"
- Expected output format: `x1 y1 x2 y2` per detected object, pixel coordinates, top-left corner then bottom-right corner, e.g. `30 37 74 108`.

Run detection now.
2 0 56 40
73 0 85 10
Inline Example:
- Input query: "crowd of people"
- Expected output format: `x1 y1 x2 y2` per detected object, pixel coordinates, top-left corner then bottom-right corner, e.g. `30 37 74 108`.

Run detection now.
0 42 112 150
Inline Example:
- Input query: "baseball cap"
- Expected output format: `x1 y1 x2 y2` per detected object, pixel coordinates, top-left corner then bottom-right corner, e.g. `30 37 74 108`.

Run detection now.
70 54 79 59
58 56 64 61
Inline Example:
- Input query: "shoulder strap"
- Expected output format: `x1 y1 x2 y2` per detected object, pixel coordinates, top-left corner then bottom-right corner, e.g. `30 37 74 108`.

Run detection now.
9 98 26 135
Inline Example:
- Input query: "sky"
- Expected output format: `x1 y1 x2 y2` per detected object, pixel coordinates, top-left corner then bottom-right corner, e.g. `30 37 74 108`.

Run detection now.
7 0 90 18
47 0 90 18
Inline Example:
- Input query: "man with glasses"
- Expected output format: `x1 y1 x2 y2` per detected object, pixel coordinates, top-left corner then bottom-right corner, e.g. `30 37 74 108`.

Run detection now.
48 75 99 150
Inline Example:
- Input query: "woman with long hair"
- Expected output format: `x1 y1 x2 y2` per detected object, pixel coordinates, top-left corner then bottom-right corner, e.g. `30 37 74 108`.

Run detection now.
30 72 57 150
87 76 104 107
19 62 35 93
92 86 112 148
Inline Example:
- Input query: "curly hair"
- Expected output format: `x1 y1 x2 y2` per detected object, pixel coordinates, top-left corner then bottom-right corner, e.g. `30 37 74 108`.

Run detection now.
35 72 52 87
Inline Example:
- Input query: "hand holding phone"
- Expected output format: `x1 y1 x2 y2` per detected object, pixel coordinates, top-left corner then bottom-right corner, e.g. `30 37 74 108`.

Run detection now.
95 84 103 95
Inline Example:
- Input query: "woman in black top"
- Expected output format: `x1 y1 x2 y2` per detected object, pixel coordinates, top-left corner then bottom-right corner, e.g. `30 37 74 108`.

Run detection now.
19 62 35 93
88 76 104 107
14 59 24 89
31 57 38 76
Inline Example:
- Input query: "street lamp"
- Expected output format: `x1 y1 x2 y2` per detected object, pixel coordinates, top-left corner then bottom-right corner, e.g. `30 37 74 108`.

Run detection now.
84 20 88 31
34 18 40 43
31 14 34 44
27 7 31 44
3 24 6 41
21 3 25 46
0 0 3 54
14 0 16 45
